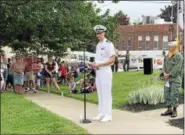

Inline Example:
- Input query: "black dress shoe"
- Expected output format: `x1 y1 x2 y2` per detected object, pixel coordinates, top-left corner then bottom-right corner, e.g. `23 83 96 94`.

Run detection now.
171 108 177 118
161 109 173 116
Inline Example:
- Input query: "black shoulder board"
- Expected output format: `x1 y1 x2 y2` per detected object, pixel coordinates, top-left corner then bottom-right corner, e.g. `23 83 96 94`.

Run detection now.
106 40 111 43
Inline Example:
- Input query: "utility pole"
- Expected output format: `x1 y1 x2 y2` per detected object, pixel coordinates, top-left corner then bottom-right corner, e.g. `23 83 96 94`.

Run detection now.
176 0 180 39
183 0 185 54
171 0 174 40
133 24 136 50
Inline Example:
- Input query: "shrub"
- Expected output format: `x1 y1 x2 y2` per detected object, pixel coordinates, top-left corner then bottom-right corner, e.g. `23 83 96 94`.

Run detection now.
128 85 164 105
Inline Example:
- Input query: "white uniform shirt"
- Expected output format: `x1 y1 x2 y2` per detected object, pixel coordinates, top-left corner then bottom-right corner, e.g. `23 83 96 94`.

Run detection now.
95 38 116 68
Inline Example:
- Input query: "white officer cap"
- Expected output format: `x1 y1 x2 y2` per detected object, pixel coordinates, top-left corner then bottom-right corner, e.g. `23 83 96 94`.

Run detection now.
93 25 107 33
168 41 177 47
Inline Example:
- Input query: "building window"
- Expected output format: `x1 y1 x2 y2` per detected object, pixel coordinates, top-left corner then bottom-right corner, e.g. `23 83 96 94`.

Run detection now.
138 36 142 49
127 39 131 50
122 40 125 50
145 36 150 50
145 41 150 50
154 36 159 50
162 36 168 50
138 41 142 50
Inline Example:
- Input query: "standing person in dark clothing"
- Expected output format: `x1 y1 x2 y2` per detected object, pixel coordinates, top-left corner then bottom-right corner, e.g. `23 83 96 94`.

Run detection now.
45 56 63 95
115 57 118 72
162 50 166 57
123 50 130 72
5 58 15 91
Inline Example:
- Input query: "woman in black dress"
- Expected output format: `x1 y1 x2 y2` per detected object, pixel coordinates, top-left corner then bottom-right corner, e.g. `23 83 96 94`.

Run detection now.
45 56 63 95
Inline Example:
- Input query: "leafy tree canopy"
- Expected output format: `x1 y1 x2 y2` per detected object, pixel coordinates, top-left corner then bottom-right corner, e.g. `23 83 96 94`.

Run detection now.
0 0 129 56
158 3 177 23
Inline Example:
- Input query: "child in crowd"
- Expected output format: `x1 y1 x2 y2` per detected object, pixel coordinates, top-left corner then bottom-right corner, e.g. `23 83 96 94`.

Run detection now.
68 76 78 94
80 78 93 93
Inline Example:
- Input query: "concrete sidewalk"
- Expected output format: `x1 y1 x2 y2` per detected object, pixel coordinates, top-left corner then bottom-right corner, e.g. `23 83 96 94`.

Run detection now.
24 91 183 134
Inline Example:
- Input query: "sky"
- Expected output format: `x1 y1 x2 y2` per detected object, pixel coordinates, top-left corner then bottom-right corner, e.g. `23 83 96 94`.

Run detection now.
92 1 172 23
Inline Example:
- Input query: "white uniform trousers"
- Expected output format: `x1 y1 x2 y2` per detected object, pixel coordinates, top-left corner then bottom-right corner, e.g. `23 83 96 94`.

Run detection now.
96 67 112 117
0 70 5 91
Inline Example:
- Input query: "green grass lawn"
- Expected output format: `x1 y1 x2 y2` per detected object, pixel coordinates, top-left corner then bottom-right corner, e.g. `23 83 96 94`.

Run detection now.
1 92 88 134
42 70 162 109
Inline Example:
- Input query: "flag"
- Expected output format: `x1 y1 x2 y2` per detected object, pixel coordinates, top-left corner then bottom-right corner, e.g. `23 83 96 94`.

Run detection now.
177 1 184 29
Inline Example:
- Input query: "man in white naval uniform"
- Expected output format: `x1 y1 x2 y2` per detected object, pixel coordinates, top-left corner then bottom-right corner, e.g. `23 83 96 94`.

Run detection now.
90 25 116 122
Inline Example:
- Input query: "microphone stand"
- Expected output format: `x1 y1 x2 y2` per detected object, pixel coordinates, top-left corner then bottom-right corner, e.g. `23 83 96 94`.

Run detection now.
81 43 91 124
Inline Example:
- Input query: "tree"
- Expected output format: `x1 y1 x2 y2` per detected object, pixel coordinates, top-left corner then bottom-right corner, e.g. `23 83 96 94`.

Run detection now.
133 18 143 25
97 0 119 3
158 3 177 23
119 14 130 25
0 0 125 55
99 10 129 44
86 8 130 52
0 1 100 56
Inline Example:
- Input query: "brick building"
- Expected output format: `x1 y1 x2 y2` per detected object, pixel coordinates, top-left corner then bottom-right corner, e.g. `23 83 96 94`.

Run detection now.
115 24 183 51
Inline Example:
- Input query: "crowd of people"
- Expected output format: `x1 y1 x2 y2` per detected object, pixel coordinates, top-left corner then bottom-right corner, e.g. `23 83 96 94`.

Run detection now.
0 51 96 95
